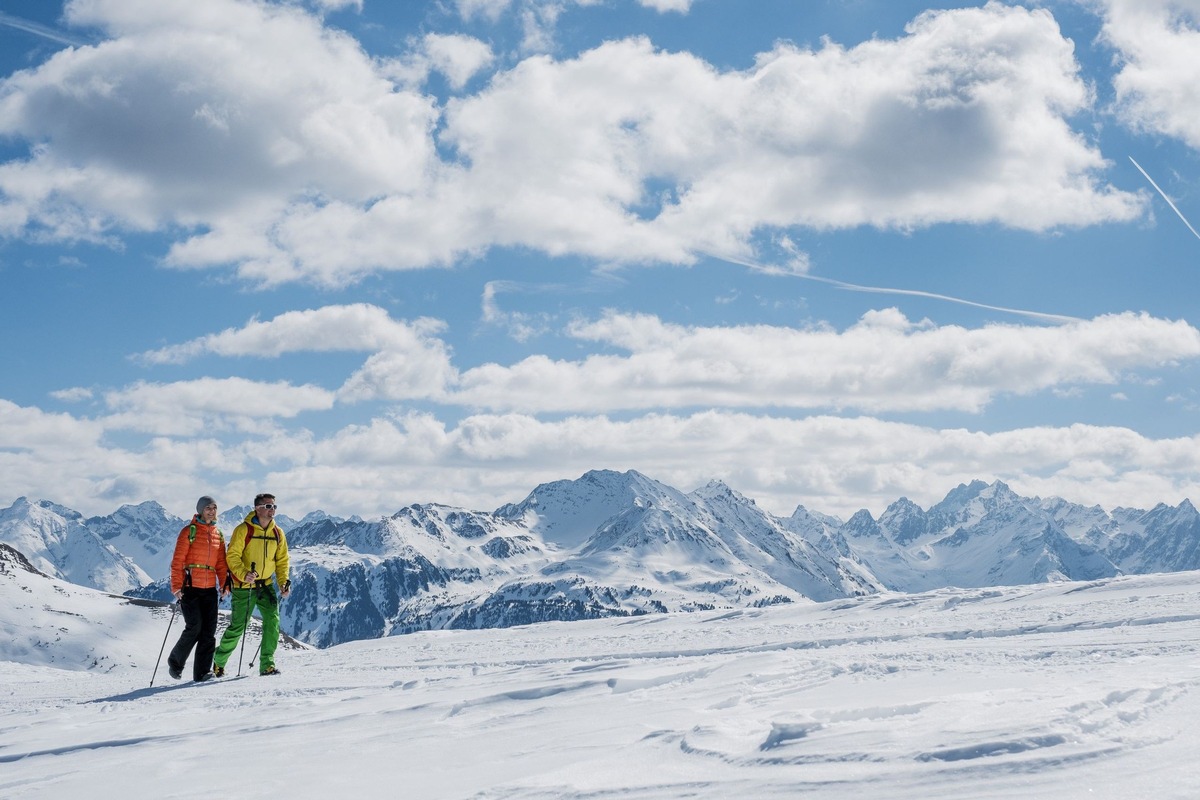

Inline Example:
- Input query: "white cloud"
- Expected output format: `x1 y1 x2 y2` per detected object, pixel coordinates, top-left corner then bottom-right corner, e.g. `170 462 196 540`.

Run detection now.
119 305 1200 427
102 378 336 435
338 350 459 403
134 303 458 405
0 1 1144 286
3 397 1200 521
137 304 449 364
311 0 363 11
453 0 514 24
1099 0 1200 149
0 399 208 516
133 304 1197 418
637 0 692 12
0 398 105 452
50 387 94 402
440 310 1200 413
424 32 495 88
382 33 494 90
276 410 1200 519
0 0 439 261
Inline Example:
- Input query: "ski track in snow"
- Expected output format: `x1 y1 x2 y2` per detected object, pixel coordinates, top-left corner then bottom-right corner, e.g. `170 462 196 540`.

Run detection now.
3 574 1200 798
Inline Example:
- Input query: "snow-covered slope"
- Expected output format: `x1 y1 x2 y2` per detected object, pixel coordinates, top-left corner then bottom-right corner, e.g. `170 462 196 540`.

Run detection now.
3 549 1200 799
0 542 167 671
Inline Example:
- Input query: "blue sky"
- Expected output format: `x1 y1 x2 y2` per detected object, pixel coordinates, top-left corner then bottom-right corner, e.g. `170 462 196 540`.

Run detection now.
2 0 1199 521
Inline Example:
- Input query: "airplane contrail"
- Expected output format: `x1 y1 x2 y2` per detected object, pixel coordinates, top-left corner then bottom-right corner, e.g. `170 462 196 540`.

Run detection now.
707 252 1081 324
1129 156 1200 243
0 11 85 48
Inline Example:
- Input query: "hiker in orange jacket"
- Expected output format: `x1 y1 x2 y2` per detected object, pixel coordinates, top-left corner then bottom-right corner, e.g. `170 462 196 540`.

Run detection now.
166 496 229 682
212 492 291 677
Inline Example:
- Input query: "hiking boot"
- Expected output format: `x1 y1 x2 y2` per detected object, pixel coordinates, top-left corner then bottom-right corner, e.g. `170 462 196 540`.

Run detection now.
213 665 225 678
260 666 281 676
168 664 182 680
195 672 214 682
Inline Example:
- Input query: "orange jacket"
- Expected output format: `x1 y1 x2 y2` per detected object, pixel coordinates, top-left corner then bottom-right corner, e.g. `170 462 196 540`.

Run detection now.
170 516 228 593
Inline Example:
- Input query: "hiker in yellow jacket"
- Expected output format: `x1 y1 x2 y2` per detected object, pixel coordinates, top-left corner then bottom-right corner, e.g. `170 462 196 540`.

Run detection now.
212 493 291 677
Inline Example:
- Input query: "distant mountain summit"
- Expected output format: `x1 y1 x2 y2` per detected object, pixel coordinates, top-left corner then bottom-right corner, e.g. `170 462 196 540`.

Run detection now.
496 468 665 548
0 498 149 593
843 480 1122 591
2 473 1198 648
85 500 178 580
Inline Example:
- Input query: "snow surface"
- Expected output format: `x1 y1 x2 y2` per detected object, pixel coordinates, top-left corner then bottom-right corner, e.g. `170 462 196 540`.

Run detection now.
3 547 1200 799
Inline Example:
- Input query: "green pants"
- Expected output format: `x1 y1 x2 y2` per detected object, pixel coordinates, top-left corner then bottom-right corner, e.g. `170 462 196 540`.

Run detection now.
213 587 280 673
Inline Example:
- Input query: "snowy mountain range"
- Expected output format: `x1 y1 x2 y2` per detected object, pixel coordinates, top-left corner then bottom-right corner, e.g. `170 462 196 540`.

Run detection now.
2 471 1198 648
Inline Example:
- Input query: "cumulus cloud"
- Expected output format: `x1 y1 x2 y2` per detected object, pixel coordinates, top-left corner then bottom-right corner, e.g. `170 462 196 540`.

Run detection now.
1100 0 1200 149
4 397 1200 521
137 304 450 364
102 377 336 436
439 310 1200 413
0 0 1143 286
382 33 494 90
0 399 199 516
276 410 1200 519
139 304 1198 417
0 0 438 267
134 303 458 404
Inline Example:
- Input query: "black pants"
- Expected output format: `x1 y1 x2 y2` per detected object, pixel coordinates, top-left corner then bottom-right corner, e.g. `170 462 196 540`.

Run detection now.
167 586 219 680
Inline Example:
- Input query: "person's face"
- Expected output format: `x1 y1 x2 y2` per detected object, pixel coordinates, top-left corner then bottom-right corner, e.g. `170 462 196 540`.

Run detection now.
255 499 277 521
200 503 218 523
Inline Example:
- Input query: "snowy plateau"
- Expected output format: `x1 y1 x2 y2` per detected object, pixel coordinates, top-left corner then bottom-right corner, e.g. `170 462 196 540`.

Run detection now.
3 470 1200 798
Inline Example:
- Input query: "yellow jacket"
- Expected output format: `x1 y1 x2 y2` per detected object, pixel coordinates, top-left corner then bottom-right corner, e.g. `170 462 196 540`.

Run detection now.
227 511 289 589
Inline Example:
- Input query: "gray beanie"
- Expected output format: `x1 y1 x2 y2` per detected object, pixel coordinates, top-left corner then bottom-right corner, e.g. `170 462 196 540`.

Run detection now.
196 496 217 514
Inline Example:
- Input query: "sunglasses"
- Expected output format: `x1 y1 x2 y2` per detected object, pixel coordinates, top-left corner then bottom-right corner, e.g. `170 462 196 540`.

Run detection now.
256 504 277 510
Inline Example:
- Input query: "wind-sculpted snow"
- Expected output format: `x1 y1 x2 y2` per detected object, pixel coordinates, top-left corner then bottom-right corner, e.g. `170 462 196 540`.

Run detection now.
2 560 1200 798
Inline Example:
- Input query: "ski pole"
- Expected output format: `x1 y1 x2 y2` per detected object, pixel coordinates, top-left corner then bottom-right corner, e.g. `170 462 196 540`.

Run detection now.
249 591 262 668
149 599 179 688
236 562 255 677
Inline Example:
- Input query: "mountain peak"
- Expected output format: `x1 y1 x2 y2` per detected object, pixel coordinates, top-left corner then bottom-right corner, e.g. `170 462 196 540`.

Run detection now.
692 479 754 507
497 469 682 549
